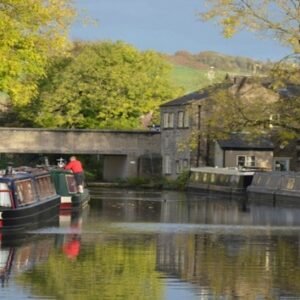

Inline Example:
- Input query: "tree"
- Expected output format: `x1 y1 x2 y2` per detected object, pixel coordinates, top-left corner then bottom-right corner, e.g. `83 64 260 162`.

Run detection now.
28 41 182 129
204 77 279 140
200 1 300 143
200 0 300 53
0 0 75 107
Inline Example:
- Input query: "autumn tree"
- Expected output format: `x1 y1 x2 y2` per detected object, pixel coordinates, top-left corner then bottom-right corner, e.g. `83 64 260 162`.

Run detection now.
199 0 300 142
200 0 300 53
28 41 182 129
0 0 75 107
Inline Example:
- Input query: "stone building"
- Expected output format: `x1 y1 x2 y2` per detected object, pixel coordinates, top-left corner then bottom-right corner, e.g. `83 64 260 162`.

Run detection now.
160 77 278 178
160 89 211 178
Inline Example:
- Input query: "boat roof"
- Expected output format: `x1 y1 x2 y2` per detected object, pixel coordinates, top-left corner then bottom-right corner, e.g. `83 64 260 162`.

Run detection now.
0 167 51 183
190 167 255 176
0 172 35 183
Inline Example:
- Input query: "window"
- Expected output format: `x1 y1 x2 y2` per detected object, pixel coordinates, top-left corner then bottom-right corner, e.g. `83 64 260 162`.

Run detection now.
163 112 174 129
184 111 189 127
163 113 169 128
0 183 12 208
178 111 184 128
237 155 255 167
176 160 180 174
164 155 172 175
15 179 36 206
35 175 56 200
169 113 174 128
178 111 189 128
183 159 189 169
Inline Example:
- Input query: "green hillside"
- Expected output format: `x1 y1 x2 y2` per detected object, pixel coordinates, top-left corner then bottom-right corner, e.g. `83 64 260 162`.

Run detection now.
170 65 227 92
166 50 270 93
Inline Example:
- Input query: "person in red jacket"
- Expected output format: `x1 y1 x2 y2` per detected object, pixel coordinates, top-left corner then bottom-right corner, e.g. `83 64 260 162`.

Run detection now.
64 156 84 193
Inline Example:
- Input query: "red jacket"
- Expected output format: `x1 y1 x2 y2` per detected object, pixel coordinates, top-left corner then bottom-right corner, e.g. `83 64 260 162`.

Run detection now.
65 160 83 173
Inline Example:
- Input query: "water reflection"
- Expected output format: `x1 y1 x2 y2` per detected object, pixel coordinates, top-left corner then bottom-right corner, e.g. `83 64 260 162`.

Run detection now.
2 189 300 299
90 189 300 227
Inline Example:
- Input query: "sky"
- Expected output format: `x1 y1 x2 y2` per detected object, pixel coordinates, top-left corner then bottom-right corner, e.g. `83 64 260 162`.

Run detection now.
71 0 291 61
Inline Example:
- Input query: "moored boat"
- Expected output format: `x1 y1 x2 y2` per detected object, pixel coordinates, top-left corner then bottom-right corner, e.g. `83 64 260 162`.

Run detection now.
0 168 60 234
247 172 300 207
50 168 90 210
188 167 255 195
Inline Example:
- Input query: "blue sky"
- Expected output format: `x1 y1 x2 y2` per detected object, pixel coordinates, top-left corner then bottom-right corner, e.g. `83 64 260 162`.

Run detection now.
71 0 290 61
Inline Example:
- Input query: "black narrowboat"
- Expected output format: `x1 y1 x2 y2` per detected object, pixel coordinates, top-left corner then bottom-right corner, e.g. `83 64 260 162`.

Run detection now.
247 172 300 207
188 167 255 194
50 168 90 210
0 169 61 234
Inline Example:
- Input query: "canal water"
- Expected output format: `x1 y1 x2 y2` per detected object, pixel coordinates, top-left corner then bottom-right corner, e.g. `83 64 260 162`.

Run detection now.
2 189 300 299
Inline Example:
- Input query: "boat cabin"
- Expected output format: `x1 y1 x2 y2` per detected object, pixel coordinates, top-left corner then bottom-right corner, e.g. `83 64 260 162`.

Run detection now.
188 167 255 194
0 169 60 233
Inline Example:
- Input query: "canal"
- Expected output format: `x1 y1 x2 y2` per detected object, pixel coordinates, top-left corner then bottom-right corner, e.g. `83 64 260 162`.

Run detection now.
2 188 300 299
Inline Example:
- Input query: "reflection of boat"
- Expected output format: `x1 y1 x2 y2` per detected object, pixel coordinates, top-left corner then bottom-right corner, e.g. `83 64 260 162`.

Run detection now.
0 236 56 286
188 167 254 194
247 172 300 206
0 168 61 234
50 169 90 210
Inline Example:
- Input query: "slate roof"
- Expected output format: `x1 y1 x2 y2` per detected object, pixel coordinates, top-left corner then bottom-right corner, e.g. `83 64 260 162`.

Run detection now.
160 90 209 107
160 82 231 107
218 134 274 150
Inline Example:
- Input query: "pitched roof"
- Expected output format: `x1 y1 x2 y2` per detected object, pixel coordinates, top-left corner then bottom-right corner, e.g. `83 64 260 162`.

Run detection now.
160 81 235 108
218 134 274 150
160 90 209 107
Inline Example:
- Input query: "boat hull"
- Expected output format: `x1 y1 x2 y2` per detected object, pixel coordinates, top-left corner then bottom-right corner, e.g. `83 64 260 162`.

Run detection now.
247 172 300 207
60 188 90 210
1 196 60 234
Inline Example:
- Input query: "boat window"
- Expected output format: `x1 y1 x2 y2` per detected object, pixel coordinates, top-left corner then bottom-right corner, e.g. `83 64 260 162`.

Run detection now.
203 173 208 182
286 178 295 190
0 183 12 208
211 174 215 183
253 174 268 186
267 175 281 188
35 175 56 200
15 179 36 206
230 175 239 185
65 174 77 194
194 173 199 181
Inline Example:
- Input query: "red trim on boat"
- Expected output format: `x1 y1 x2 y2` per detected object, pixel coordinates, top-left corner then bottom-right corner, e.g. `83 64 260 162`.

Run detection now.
60 203 72 210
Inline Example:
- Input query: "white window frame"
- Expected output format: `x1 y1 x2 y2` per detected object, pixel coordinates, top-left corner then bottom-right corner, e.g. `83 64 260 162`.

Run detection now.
237 155 255 167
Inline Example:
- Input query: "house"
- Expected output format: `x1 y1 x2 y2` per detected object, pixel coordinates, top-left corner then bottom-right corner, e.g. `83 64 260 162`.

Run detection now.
160 77 277 178
160 89 211 178
215 134 274 170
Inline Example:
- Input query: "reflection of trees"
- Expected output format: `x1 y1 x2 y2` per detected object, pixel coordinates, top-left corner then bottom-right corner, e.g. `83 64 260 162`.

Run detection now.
156 233 300 298
18 238 162 300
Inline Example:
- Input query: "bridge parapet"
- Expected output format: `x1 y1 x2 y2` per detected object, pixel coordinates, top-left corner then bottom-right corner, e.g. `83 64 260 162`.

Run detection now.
0 128 161 179
0 128 160 155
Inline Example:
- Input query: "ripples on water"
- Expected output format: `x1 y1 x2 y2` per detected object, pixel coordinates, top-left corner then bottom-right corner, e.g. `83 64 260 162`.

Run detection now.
2 189 300 299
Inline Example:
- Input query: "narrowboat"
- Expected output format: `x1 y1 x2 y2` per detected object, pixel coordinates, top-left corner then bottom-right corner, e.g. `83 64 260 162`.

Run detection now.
0 169 61 234
188 167 255 194
50 168 90 210
247 172 300 207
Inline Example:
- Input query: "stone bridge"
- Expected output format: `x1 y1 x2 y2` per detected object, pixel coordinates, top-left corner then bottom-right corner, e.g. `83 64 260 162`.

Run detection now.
0 128 161 180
